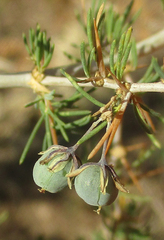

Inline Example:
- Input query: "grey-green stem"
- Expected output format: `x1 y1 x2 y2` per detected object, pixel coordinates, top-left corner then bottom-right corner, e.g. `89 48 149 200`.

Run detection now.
1 29 164 92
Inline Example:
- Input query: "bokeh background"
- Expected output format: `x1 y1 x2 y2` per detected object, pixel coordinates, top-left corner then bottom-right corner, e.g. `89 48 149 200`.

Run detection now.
1 0 164 239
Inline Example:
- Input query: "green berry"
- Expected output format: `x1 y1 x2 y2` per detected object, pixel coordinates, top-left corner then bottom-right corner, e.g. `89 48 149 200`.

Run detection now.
75 165 118 207
33 158 72 193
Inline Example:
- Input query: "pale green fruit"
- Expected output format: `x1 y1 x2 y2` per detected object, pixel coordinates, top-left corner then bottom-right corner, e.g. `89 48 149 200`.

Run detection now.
33 158 72 193
75 165 118 207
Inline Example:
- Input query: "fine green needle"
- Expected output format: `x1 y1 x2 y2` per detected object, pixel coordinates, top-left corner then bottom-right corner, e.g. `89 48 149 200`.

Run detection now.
19 114 45 164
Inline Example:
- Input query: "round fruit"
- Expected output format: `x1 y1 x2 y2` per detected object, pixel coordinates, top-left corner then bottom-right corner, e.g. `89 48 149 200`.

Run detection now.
33 158 72 193
75 165 118 207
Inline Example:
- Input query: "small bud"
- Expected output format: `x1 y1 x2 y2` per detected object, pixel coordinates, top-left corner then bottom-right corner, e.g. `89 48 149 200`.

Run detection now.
33 145 80 193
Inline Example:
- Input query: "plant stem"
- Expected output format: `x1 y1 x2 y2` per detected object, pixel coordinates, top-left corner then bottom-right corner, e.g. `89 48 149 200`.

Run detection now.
76 119 107 146
88 91 132 159
1 28 164 90
1 73 164 93
45 100 58 144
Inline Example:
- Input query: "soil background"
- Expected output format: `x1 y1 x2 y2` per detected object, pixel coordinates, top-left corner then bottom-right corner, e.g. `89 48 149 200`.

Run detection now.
1 1 164 240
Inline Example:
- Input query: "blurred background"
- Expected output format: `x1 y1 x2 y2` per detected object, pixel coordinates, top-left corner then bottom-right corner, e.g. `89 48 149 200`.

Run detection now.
1 0 164 239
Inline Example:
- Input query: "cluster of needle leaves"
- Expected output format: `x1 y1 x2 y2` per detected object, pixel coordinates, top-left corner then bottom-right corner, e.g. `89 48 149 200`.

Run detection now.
20 0 164 238
62 0 164 160
23 24 55 73
20 27 94 164
20 0 164 183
